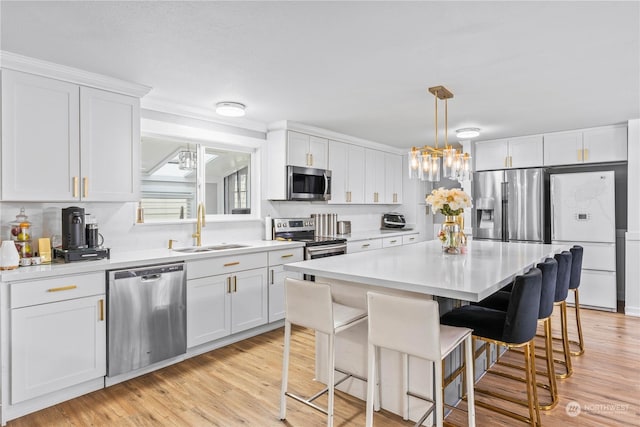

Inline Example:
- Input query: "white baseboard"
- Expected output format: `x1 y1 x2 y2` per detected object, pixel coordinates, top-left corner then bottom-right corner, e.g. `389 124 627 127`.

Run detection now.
624 306 640 317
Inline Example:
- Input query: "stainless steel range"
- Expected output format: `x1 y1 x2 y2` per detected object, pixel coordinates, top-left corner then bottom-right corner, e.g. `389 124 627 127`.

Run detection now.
273 217 347 261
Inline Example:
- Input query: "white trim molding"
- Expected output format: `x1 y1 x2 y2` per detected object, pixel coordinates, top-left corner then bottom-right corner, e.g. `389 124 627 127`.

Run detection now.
0 50 151 98
268 120 405 154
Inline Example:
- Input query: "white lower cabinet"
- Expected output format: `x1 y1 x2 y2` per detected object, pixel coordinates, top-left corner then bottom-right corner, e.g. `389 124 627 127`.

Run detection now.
348 238 383 253
10 274 106 404
402 233 420 245
382 236 402 248
268 248 304 322
187 267 268 348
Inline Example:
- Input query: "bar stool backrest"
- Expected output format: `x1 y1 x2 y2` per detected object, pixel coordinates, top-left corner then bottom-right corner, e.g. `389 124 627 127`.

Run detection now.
285 278 334 334
367 293 441 362
503 267 542 345
554 251 572 303
569 245 584 290
537 257 558 319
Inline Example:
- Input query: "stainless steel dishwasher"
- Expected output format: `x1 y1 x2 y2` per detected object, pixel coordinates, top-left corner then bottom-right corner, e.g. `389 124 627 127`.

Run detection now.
107 262 186 377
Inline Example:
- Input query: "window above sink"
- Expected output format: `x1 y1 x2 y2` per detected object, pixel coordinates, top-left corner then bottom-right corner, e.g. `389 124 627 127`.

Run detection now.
139 116 263 224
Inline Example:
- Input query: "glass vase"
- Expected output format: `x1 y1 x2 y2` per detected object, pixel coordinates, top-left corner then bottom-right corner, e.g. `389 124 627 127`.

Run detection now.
440 215 461 254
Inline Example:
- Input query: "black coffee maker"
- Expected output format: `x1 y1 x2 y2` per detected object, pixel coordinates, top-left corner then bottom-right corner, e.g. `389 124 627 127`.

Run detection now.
62 206 87 250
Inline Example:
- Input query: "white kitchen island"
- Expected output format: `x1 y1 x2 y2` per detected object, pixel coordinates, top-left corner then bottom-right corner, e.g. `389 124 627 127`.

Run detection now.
284 239 568 424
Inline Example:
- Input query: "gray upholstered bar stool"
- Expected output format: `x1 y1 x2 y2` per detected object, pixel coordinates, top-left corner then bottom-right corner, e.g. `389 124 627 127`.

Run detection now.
365 292 476 427
568 245 585 356
280 278 367 427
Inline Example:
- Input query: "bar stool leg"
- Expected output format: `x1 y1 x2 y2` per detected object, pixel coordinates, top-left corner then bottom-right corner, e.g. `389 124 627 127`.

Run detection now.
541 317 558 410
557 301 573 379
571 289 585 356
327 334 335 427
365 342 376 427
434 359 444 427
464 336 476 427
374 346 381 412
402 353 409 420
280 321 292 420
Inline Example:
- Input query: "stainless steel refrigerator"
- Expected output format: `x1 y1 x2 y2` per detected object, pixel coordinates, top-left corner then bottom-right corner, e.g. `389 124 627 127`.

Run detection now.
472 168 549 243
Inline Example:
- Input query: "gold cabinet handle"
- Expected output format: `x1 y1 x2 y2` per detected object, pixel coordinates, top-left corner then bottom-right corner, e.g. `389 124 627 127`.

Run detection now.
99 299 104 321
390 240 397 243
233 275 237 292
281 254 293 258
310 153 313 166
224 261 240 267
362 243 370 248
583 148 589 161
73 177 79 198
578 149 583 162
504 156 508 168
83 177 88 198
270 269 274 285
226 277 231 293
509 156 513 168
47 285 77 292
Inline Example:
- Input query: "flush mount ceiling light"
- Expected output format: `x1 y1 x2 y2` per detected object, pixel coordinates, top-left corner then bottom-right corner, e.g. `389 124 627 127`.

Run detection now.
215 101 246 117
407 85 473 183
456 127 481 139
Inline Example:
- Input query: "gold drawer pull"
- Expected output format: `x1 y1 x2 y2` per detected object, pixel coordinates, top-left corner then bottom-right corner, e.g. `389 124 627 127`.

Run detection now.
47 285 77 292
99 299 104 321
281 254 294 258
224 261 240 267
390 240 397 243
72 177 79 198
362 244 370 248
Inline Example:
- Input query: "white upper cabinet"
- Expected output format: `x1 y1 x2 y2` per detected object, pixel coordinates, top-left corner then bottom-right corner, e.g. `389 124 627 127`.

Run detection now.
475 135 543 171
80 87 140 201
544 124 627 166
1 69 141 202
328 140 365 204
1 70 80 201
384 153 403 204
287 131 328 169
582 125 627 163
365 149 386 203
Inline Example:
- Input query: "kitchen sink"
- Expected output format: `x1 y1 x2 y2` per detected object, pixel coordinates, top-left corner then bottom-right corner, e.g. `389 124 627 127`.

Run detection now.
173 244 249 253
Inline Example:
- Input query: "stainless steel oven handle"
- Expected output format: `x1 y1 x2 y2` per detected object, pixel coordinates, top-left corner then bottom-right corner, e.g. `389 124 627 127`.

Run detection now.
305 243 346 253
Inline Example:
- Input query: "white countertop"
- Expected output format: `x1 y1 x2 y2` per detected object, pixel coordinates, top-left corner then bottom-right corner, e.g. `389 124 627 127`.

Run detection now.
0 240 305 282
284 239 568 301
339 229 419 241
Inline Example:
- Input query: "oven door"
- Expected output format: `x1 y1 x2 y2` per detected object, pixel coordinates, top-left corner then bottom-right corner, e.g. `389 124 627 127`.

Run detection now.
304 242 347 281
287 165 331 201
305 243 347 260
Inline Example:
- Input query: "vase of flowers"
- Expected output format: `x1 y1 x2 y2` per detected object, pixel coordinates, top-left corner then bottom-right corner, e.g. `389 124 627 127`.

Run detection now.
426 188 472 254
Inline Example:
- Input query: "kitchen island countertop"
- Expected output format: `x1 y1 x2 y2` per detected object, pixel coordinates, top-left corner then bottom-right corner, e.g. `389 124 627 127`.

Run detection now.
285 239 568 302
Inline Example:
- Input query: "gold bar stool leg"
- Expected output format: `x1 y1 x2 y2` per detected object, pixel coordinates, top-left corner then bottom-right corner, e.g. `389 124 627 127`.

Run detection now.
540 317 559 410
570 288 585 356
555 301 573 379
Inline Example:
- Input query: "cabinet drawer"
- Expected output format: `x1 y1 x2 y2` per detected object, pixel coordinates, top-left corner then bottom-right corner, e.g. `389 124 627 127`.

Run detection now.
382 236 402 248
580 242 616 271
11 272 105 308
268 248 303 266
347 239 383 253
402 234 420 245
187 252 268 279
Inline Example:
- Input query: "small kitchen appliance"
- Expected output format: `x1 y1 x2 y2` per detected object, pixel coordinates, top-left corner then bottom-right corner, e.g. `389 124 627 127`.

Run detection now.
381 213 407 229
337 220 351 235
55 207 110 262
62 206 86 250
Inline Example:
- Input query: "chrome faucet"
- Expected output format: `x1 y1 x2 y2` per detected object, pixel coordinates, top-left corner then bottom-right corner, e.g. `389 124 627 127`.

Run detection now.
192 203 206 246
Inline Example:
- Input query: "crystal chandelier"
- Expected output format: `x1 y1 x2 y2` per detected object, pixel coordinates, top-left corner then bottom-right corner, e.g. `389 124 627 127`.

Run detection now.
408 86 475 182
178 145 197 170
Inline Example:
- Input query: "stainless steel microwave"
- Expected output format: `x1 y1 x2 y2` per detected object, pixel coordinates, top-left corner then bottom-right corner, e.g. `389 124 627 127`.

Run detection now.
287 165 331 201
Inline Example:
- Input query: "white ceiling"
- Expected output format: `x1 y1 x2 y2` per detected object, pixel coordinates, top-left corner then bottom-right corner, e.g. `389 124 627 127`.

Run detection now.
1 1 638 148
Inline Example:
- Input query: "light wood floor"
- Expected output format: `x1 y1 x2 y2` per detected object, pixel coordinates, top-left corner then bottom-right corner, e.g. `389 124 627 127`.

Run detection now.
8 308 640 426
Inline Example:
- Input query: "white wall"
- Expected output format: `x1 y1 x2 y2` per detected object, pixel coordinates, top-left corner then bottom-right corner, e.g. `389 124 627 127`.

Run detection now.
625 118 640 316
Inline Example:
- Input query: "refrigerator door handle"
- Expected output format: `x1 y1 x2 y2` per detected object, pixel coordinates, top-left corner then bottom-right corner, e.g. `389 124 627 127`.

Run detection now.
501 182 509 241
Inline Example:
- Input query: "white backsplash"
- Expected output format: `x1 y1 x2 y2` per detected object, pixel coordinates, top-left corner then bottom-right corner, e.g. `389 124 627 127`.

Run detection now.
0 200 426 255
